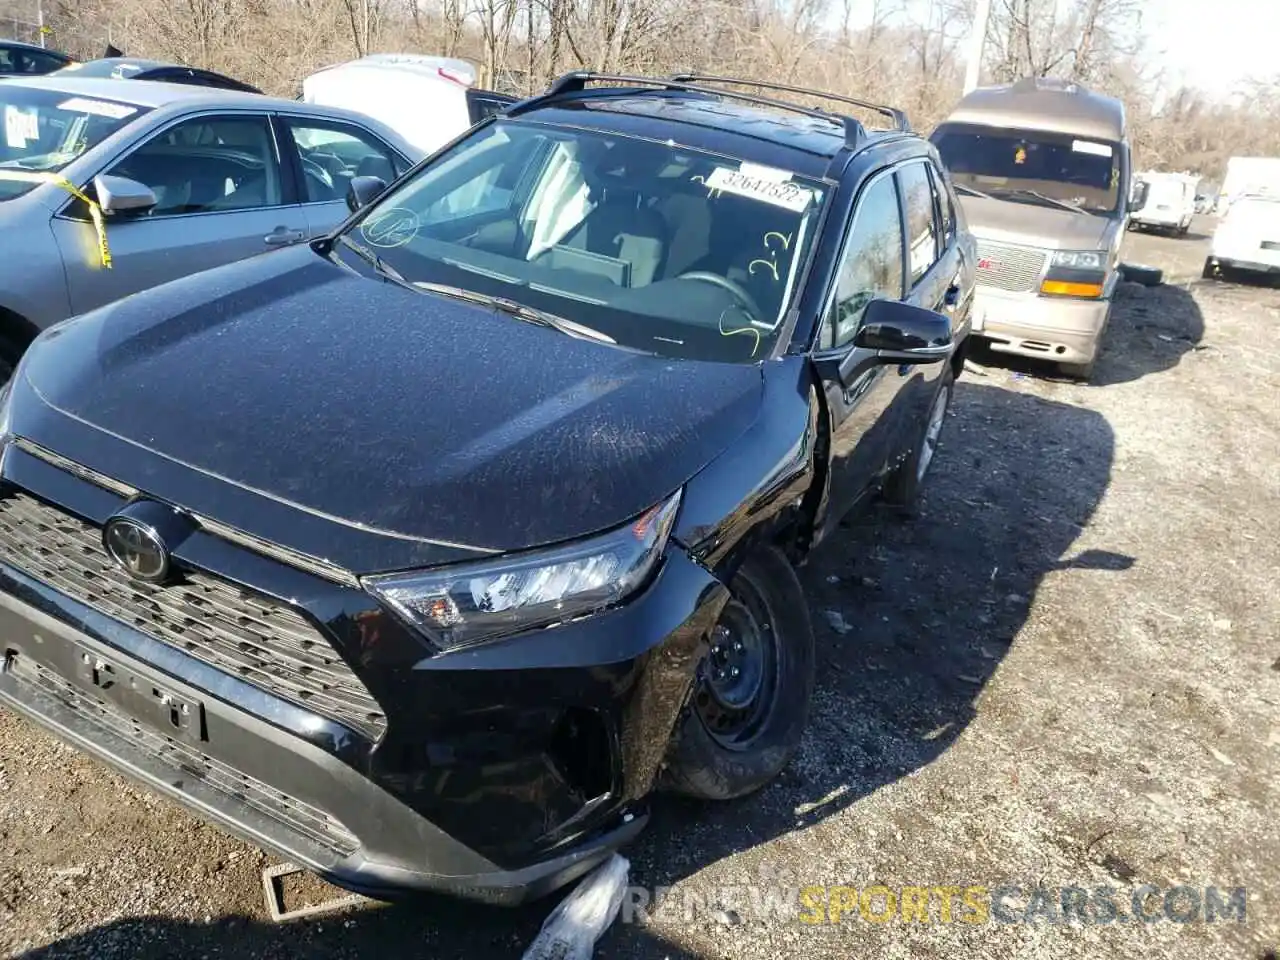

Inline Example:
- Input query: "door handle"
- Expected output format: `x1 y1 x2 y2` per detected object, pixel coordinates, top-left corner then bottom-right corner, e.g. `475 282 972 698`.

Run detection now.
943 283 961 308
263 228 305 246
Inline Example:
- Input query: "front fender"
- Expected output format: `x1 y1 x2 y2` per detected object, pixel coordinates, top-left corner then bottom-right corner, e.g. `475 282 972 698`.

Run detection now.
672 355 818 572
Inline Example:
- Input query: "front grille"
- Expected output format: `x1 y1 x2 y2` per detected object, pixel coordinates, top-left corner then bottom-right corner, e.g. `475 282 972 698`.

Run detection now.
11 657 359 857
976 241 1048 293
0 492 386 739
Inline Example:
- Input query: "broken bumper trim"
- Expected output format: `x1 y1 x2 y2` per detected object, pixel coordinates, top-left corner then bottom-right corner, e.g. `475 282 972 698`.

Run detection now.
0 572 647 905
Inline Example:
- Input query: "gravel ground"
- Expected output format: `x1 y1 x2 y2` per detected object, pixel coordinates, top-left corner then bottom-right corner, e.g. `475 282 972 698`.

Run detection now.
2 216 1278 959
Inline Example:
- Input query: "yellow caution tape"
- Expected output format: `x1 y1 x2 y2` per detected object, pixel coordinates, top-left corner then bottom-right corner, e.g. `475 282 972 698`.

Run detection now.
0 170 111 268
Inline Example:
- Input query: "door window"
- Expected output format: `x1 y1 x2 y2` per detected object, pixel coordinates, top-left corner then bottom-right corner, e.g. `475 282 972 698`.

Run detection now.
827 173 905 348
105 115 282 215
285 118 406 203
897 162 941 286
927 161 955 242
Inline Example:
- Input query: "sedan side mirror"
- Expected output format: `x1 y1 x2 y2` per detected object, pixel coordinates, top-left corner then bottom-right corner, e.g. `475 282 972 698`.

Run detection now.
853 299 953 364
346 176 387 213
94 174 156 215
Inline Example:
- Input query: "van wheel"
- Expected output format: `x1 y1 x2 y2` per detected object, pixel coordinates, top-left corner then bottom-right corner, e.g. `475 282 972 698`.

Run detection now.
662 545 814 801
1059 360 1095 380
881 366 954 515
1202 257 1218 280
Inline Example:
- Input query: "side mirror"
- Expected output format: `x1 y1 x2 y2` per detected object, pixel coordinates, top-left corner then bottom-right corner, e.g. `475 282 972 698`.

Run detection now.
853 299 953 363
93 174 156 215
346 175 387 213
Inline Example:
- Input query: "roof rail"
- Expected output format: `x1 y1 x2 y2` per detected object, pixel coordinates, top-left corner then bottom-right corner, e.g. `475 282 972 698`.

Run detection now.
670 73 911 133
505 70 867 147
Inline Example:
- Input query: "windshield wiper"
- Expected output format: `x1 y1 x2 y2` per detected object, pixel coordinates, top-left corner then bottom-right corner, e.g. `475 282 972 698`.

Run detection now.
954 183 995 200
414 281 616 345
335 235 414 289
997 188 1087 214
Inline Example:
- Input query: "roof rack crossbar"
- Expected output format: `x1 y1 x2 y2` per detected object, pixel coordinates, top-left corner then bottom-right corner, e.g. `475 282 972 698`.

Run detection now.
669 73 911 134
507 71 866 145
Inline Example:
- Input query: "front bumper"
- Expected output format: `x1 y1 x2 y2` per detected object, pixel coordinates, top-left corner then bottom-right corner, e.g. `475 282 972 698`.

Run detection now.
970 285 1111 365
0 449 729 904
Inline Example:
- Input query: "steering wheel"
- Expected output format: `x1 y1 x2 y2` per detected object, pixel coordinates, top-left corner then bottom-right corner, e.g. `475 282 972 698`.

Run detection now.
676 271 764 321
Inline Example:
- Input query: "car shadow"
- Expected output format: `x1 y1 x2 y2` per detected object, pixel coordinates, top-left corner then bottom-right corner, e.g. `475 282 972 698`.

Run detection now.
18 383 1121 960
965 279 1206 387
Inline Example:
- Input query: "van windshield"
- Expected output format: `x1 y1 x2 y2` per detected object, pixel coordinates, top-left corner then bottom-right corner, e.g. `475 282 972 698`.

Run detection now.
931 122 1122 216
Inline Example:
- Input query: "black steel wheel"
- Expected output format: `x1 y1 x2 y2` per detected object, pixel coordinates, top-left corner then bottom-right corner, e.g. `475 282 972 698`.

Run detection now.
662 545 814 800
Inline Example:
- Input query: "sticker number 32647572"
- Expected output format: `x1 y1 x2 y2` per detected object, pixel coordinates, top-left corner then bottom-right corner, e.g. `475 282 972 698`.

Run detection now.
705 166 812 212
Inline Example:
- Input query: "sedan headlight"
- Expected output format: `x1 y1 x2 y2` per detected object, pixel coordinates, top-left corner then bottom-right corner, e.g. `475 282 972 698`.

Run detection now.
365 490 682 652
1050 249 1107 270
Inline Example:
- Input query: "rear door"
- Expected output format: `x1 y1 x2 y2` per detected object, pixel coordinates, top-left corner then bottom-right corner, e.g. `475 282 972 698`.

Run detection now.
51 112 308 316
885 159 957 467
815 167 910 534
275 115 412 238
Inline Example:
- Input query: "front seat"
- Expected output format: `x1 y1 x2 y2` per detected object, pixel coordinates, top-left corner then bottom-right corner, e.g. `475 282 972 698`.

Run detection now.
559 187 667 286
356 154 397 184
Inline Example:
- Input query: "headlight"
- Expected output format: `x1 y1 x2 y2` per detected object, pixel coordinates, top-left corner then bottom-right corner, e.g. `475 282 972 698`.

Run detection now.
364 490 682 652
1051 249 1106 270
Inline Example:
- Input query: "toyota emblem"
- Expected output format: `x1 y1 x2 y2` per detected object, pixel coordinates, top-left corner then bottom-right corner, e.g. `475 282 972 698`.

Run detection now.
103 516 171 583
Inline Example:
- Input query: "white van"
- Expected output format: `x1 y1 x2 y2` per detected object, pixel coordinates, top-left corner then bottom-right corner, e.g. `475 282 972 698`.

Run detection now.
1130 172 1197 235
301 55 515 157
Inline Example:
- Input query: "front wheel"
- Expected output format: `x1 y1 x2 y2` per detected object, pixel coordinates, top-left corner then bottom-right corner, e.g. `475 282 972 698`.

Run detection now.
662 545 815 801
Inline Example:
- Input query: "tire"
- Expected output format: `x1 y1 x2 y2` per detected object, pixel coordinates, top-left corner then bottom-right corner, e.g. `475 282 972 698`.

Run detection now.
881 365 955 514
1202 257 1217 280
662 544 815 801
1059 360 1095 380
1119 262 1163 287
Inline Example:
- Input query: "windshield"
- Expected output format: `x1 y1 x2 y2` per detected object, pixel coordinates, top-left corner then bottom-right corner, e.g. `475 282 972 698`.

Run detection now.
337 119 828 363
0 84 146 199
931 122 1123 216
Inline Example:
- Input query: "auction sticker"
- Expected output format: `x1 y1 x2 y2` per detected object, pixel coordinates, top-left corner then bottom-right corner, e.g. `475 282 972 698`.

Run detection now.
56 97 138 120
1072 139 1113 157
4 106 38 149
705 165 811 212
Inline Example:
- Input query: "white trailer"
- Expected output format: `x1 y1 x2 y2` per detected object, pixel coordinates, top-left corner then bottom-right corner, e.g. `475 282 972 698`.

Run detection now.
301 55 515 157
1218 157 1280 213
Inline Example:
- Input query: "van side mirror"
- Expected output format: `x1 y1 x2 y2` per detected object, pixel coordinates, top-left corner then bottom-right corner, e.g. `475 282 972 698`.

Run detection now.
346 176 387 213
94 174 156 215
853 299 953 363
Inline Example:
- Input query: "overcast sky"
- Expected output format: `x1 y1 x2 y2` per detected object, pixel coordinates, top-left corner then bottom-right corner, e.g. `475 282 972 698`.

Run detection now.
842 0 1277 101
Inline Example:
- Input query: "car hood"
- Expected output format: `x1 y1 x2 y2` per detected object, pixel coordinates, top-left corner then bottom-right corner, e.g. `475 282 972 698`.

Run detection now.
14 246 764 565
957 195 1112 249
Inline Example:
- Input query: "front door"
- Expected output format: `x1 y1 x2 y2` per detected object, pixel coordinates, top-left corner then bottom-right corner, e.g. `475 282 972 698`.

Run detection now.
275 115 409 239
50 113 308 316
815 168 910 536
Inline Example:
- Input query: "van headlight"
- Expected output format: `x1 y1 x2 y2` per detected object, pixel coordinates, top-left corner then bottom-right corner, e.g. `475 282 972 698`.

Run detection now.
364 490 682 652
1050 249 1107 270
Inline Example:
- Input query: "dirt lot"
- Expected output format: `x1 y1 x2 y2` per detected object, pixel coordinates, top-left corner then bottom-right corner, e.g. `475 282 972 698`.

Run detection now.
1 216 1278 959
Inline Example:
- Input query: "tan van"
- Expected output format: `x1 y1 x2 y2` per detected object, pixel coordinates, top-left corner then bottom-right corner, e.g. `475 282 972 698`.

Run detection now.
930 77 1140 379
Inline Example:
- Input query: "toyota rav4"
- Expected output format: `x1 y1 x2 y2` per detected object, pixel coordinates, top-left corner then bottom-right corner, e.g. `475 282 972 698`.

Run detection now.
0 72 973 904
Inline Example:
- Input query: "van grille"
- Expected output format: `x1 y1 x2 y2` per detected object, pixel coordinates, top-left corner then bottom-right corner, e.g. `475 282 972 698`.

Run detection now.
0 492 386 739
975 241 1048 294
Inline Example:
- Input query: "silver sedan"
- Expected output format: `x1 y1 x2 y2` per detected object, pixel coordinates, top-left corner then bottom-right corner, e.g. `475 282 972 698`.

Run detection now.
0 76 424 375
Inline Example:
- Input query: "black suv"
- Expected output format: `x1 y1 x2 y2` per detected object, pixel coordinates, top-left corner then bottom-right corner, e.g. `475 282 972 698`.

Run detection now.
0 73 973 904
